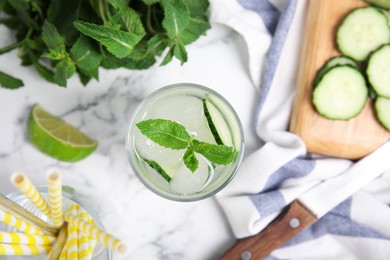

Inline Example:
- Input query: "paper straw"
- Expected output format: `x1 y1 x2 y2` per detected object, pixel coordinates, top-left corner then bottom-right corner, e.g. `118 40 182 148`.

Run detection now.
47 171 63 228
47 222 67 260
0 243 51 255
77 207 96 260
0 231 55 245
64 211 127 254
0 193 57 236
10 172 51 219
66 204 80 260
0 208 44 235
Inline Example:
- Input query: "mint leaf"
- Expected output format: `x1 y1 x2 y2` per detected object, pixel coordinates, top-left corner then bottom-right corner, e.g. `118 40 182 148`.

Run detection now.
136 119 190 150
192 140 237 165
142 0 159 5
7 0 29 11
182 0 209 17
47 0 81 45
0 71 24 89
143 158 172 182
160 46 174 65
70 36 102 70
121 7 146 36
34 63 55 83
74 21 143 58
148 34 168 57
77 70 92 86
161 0 190 40
54 57 76 87
181 17 210 45
173 42 187 64
41 21 66 55
106 0 128 10
183 148 199 173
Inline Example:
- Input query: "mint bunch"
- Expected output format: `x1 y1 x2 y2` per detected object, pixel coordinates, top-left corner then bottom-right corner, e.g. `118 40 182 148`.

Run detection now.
0 0 210 88
136 119 238 173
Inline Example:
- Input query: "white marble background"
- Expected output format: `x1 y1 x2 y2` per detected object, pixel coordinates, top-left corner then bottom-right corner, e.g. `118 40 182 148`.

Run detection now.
0 19 261 259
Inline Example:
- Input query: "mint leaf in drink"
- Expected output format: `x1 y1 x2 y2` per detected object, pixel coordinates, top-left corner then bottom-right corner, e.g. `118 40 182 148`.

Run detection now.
183 148 199 173
136 119 190 150
191 140 237 165
0 71 24 89
74 21 144 58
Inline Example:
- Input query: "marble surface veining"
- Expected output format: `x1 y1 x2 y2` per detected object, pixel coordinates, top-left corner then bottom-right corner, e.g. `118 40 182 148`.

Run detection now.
0 22 261 260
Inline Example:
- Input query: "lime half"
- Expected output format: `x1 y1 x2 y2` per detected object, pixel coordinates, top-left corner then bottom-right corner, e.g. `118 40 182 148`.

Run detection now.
27 104 98 162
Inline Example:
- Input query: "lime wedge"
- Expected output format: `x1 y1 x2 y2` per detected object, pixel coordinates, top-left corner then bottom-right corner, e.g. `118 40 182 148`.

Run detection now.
27 104 98 162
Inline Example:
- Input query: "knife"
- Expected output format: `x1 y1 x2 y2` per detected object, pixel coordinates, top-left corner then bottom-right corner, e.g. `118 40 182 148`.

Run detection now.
220 141 390 260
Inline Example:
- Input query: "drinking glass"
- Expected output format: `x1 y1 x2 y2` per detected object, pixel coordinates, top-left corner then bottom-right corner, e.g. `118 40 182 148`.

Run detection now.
126 83 244 201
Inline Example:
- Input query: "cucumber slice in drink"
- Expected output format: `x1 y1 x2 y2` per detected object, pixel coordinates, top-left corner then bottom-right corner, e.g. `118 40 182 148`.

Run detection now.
336 7 390 61
143 158 173 182
313 56 359 87
366 44 390 98
375 97 390 131
203 99 233 146
312 66 368 120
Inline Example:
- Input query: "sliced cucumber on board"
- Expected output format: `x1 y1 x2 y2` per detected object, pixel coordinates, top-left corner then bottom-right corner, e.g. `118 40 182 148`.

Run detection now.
203 99 233 147
375 97 390 131
313 66 368 120
365 0 390 9
367 44 390 98
313 56 359 87
337 7 390 61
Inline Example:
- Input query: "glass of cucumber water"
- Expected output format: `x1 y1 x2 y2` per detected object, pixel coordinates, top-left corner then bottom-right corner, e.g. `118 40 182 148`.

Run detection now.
126 83 244 201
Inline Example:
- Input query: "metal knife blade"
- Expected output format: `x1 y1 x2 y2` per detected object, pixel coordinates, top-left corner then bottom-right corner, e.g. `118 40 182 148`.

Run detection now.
220 141 390 260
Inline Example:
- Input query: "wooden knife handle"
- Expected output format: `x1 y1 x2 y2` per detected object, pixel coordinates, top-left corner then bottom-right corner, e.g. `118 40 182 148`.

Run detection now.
220 200 317 260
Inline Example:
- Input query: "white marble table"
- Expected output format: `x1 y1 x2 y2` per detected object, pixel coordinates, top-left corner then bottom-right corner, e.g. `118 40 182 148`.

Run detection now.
0 21 262 259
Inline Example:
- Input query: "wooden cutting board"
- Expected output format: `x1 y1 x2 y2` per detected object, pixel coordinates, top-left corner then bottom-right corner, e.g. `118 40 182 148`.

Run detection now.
289 0 390 160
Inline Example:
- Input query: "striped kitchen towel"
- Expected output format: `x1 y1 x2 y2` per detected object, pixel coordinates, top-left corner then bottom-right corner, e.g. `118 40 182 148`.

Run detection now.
210 0 390 259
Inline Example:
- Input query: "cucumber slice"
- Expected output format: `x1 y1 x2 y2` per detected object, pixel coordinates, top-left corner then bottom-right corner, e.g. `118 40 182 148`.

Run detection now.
203 99 233 146
375 97 390 131
365 0 390 9
314 56 359 87
366 44 390 98
337 7 390 61
143 158 173 182
313 66 368 120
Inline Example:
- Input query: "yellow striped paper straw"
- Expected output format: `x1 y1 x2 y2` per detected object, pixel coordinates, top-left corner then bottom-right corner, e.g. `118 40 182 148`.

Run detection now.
0 243 51 255
0 208 44 235
64 211 127 254
10 172 51 219
66 204 80 260
77 207 96 260
47 171 63 228
0 231 55 245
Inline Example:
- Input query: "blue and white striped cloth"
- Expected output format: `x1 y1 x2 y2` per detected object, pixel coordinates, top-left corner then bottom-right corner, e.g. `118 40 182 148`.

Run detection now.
210 0 390 259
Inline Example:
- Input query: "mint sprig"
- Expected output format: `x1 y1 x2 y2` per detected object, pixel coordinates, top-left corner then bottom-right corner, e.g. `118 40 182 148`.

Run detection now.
0 0 210 88
136 119 238 172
